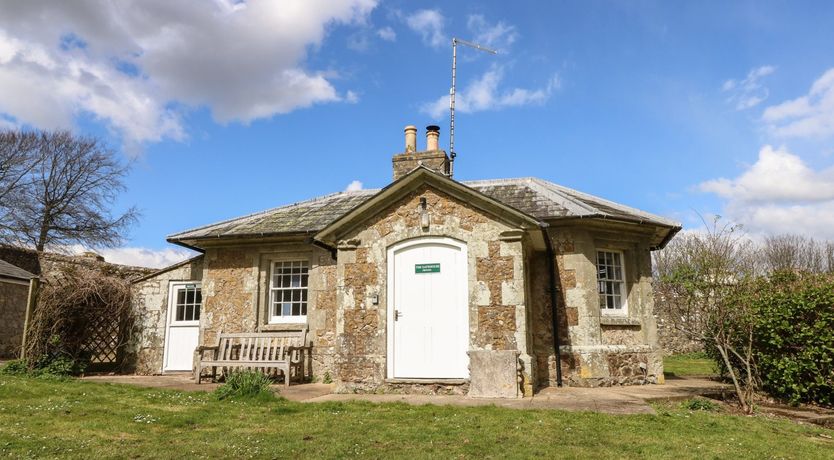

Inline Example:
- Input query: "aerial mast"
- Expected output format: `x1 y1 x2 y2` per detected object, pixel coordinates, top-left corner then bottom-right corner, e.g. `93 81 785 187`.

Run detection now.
449 37 497 178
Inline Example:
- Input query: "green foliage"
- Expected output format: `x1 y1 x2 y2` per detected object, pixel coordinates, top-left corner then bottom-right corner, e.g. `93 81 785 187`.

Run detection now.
31 355 86 378
322 371 333 384
0 360 29 376
748 272 834 407
680 398 720 412
0 355 85 379
214 370 274 400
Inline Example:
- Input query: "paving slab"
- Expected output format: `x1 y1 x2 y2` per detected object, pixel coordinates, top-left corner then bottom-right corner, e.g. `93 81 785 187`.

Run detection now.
80 374 730 415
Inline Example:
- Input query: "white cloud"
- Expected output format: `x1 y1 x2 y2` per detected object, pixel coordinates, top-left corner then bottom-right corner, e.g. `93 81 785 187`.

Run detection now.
345 180 363 192
421 65 561 119
722 65 775 111
67 244 195 268
762 67 834 139
345 90 360 104
405 9 446 48
466 15 517 51
377 27 396 42
0 0 377 148
699 145 834 238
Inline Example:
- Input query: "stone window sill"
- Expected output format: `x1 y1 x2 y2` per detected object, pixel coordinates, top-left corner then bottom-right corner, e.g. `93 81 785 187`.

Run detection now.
385 378 468 385
261 322 307 332
599 316 641 326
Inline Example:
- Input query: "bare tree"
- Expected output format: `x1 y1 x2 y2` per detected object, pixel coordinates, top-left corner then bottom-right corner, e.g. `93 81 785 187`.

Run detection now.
762 234 831 273
0 131 40 209
0 130 139 251
654 218 759 413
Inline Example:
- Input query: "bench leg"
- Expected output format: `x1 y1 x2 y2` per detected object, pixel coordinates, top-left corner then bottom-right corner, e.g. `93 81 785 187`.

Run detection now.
195 365 202 384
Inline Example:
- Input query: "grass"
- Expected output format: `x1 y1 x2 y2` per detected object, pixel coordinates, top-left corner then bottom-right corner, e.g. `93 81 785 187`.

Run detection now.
1 376 832 459
664 352 718 377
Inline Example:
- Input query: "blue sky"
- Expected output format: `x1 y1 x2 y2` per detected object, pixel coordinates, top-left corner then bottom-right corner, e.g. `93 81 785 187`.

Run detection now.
2 1 834 267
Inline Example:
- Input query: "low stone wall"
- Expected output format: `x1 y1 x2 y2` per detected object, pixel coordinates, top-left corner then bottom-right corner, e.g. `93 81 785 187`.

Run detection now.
0 280 29 359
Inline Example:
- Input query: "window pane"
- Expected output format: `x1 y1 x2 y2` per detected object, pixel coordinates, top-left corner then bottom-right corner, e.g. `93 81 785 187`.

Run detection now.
271 261 309 320
177 290 186 305
186 288 195 304
176 304 185 321
301 303 307 315
194 304 201 320
196 290 202 305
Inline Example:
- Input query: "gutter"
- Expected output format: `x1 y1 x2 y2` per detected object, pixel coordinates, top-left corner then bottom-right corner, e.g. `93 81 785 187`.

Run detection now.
305 236 337 260
540 225 563 387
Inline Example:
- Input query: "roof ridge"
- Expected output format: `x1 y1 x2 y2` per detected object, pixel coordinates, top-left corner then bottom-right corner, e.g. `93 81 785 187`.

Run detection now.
167 189 378 239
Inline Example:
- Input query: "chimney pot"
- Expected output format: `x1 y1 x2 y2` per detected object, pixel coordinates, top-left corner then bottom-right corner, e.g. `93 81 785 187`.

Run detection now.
426 125 440 151
404 125 417 152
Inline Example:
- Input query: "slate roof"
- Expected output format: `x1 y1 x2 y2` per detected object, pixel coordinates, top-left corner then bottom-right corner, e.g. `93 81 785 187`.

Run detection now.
0 258 36 281
168 177 680 244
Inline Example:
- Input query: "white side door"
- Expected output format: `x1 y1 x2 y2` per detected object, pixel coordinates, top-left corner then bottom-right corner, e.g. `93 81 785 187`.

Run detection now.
163 282 201 372
388 238 469 379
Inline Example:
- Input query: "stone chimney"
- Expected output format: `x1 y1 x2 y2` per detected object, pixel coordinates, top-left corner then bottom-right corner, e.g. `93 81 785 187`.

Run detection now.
391 124 450 181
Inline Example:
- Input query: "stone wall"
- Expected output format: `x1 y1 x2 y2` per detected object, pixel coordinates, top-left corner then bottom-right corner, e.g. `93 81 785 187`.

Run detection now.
198 243 337 379
130 257 203 374
332 185 532 394
0 280 29 359
529 225 664 388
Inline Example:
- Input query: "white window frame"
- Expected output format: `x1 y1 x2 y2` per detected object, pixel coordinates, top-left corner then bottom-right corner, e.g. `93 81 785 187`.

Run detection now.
168 282 202 326
268 260 309 324
596 249 627 315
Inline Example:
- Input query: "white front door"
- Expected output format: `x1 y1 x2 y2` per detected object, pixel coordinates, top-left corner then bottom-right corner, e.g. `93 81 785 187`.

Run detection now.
163 283 201 372
387 238 469 379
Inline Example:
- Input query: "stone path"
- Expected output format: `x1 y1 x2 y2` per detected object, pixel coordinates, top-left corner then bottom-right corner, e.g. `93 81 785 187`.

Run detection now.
81 373 729 414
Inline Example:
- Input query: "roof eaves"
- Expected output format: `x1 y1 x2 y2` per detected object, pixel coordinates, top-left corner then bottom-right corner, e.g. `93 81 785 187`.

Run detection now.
534 178 682 228
167 189 378 241
131 254 205 284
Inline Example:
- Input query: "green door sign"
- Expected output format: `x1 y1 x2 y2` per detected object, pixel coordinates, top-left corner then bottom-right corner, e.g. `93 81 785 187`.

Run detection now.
415 263 440 274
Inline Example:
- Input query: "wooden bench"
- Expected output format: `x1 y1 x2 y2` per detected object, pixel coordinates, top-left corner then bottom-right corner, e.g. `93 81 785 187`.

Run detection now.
194 329 312 386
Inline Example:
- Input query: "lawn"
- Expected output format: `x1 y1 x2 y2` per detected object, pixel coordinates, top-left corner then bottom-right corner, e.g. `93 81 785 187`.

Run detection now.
1 375 831 459
664 352 718 377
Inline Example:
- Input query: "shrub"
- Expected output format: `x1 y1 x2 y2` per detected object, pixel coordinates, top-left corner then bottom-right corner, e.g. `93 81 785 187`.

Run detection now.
0 355 85 379
23 265 133 373
681 398 720 412
32 354 86 378
749 272 834 407
214 370 274 400
0 359 29 376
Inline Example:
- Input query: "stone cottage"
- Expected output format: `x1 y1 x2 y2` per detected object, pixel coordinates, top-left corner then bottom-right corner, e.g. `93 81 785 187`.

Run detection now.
131 125 680 397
